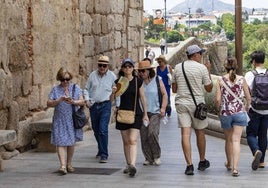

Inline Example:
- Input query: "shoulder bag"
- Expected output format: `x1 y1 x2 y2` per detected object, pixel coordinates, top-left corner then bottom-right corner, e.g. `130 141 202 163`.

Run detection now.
182 62 208 120
117 77 137 124
72 84 88 129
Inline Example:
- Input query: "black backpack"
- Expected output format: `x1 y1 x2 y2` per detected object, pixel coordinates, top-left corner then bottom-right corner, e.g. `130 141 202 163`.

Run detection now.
251 69 268 110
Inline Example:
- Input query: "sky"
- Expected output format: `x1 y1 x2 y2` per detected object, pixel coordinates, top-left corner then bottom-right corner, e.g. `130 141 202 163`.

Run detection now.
144 0 268 13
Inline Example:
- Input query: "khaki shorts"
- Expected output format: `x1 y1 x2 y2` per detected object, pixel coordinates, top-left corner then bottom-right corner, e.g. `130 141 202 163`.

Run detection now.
175 104 208 130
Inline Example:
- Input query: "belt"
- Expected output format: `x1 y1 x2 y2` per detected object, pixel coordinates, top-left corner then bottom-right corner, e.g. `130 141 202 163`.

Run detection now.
94 100 110 105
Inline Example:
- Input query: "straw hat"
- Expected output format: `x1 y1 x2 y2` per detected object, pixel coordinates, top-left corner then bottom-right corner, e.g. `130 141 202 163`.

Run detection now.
155 55 167 63
98 55 110 64
115 76 129 98
137 60 156 70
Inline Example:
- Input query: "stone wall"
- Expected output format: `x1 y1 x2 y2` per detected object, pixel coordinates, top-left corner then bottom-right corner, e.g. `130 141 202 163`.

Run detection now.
166 37 227 75
0 0 144 154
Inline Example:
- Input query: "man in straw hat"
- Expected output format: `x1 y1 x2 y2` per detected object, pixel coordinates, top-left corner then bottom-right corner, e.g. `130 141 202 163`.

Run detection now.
84 55 117 163
172 44 213 175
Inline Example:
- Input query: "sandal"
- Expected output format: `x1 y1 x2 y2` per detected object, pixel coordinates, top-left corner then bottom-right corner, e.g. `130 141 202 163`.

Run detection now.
58 166 67 175
259 162 265 168
224 162 232 171
67 165 75 173
232 169 239 177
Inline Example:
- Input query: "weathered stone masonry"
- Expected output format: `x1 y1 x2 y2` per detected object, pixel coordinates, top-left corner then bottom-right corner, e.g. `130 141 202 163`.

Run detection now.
0 0 144 157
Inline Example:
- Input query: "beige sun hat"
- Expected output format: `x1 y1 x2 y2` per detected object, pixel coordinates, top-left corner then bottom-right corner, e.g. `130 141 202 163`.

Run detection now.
137 60 156 69
115 76 129 98
98 55 110 64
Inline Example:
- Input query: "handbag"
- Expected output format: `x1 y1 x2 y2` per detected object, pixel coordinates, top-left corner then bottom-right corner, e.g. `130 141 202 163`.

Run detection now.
117 78 137 124
182 62 208 120
221 78 250 122
72 84 88 129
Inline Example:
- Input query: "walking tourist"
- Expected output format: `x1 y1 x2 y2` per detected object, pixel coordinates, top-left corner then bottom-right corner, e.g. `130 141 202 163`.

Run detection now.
156 55 173 117
138 60 168 166
113 58 149 177
172 44 213 175
215 57 251 177
84 55 117 163
245 50 268 170
47 67 84 175
159 38 166 55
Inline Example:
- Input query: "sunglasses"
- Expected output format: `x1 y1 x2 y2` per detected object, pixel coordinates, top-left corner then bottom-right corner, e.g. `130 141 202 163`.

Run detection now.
122 65 133 69
98 64 108 68
138 69 147 73
198 52 203 55
60 78 71 82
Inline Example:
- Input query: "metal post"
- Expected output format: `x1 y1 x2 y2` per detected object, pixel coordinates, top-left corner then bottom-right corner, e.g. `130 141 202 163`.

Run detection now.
164 0 168 54
235 0 242 75
188 8 191 36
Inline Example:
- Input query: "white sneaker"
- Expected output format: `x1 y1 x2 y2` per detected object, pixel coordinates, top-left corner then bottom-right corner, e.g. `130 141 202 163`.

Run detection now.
154 158 161 166
143 160 150 166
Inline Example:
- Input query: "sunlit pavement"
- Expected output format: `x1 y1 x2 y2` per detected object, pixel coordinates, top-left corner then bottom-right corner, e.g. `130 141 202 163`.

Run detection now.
1 95 267 188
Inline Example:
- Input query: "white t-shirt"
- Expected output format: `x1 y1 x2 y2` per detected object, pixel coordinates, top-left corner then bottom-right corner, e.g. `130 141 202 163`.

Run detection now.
244 67 268 115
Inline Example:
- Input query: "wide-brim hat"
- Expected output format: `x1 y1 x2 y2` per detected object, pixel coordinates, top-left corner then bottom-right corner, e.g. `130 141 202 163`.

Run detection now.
98 55 110 64
115 76 129 98
155 55 167 63
186 45 206 55
137 60 156 70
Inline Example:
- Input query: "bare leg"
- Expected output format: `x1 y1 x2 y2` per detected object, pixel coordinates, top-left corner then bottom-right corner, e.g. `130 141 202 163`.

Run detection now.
67 145 75 166
232 125 243 171
57 146 67 167
181 127 192 165
195 129 206 161
121 130 131 165
223 128 233 168
128 129 139 166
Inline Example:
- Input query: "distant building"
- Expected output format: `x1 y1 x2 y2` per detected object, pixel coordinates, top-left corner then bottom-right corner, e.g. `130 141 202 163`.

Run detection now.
248 8 268 23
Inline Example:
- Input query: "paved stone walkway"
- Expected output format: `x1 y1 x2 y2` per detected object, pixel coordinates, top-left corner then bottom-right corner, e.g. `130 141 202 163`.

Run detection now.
0 99 267 188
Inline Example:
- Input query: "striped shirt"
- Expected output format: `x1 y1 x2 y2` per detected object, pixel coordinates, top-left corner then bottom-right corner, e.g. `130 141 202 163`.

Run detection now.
172 60 211 105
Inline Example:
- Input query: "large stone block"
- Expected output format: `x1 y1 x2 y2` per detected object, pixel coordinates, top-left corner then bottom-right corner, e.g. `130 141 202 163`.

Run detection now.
16 97 29 121
7 101 19 131
92 14 102 35
80 13 92 34
28 85 39 110
22 68 32 96
84 36 95 57
0 110 8 130
100 35 109 52
16 119 34 149
114 15 123 31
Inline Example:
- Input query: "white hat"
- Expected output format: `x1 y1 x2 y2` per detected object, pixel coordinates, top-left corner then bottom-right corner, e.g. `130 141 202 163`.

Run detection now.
186 45 206 55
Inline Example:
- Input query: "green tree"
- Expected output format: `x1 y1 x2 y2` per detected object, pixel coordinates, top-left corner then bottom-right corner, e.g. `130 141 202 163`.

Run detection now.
144 15 164 40
167 30 184 43
221 13 235 41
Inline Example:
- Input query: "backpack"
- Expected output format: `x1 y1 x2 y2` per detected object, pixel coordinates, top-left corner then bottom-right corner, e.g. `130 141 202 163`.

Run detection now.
251 69 268 110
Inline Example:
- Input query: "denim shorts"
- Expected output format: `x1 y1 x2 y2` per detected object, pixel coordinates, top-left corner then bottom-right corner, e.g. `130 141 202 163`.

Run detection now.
219 112 248 129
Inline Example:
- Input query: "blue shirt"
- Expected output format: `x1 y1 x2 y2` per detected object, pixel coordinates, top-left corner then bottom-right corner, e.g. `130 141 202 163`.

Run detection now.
143 76 161 114
84 70 116 104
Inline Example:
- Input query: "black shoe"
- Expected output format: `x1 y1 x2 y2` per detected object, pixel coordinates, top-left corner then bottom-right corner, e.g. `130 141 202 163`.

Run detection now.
252 150 262 170
99 157 108 163
128 165 137 177
185 164 194 175
198 159 210 171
